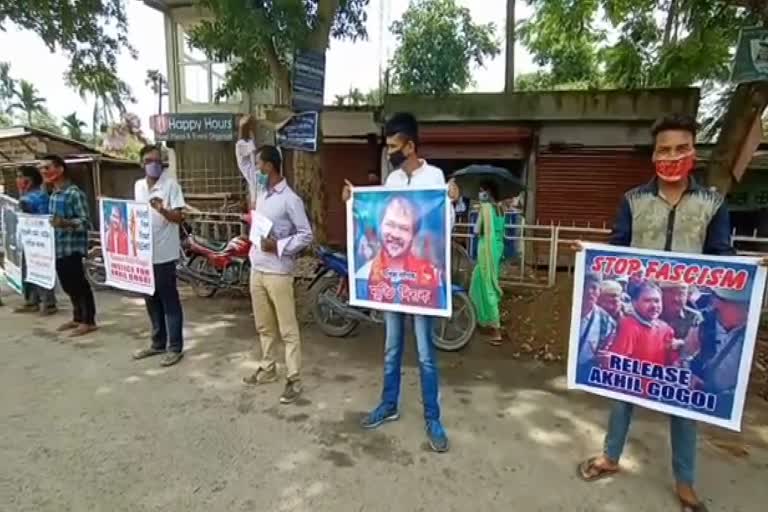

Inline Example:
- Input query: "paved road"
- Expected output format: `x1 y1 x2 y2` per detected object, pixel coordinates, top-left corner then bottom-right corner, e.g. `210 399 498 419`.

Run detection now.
1 289 767 512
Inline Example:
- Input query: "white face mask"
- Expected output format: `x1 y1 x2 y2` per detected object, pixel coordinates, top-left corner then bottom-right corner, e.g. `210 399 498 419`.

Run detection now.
478 191 490 202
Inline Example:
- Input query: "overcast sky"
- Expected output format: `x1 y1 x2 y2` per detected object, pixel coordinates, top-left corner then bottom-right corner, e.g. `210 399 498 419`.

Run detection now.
0 0 537 136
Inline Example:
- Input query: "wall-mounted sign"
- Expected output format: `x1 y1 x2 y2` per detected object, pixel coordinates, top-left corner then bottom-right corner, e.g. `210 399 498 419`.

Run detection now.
277 112 319 152
151 113 236 142
731 27 768 83
292 50 326 113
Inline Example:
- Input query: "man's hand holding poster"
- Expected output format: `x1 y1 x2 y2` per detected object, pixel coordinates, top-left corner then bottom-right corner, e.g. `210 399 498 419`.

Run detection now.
346 186 452 317
99 198 154 295
568 242 767 431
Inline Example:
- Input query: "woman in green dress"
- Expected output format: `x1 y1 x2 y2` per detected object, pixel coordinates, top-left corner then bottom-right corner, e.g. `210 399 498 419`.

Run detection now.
469 182 506 345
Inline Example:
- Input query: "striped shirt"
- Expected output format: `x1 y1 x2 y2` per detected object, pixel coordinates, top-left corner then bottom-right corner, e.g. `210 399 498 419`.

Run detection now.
49 182 90 258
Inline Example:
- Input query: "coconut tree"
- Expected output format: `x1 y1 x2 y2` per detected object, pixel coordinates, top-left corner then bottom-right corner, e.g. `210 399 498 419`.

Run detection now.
62 112 87 141
8 80 46 126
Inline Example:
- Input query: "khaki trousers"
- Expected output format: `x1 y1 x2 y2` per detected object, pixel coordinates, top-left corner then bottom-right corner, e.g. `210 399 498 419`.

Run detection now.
249 270 301 381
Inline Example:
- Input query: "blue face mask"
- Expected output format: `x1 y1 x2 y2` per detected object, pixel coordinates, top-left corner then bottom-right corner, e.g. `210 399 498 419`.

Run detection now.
478 191 490 202
145 162 163 178
257 171 269 187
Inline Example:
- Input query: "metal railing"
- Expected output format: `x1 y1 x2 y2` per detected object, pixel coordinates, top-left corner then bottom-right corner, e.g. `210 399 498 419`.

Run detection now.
453 219 768 312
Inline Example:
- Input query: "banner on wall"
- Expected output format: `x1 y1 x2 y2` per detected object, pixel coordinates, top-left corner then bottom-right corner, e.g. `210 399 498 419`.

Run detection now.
18 214 56 290
567 242 767 431
346 186 452 317
99 198 154 295
1 195 23 294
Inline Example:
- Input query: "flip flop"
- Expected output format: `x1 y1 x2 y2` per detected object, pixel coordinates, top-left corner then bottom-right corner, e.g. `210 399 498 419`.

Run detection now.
679 498 709 512
577 457 619 482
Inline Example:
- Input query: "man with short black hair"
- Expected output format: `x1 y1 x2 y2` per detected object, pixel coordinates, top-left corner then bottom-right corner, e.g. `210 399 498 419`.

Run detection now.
235 135 313 405
14 165 57 315
132 144 187 367
40 154 97 337
342 112 461 453
575 113 733 510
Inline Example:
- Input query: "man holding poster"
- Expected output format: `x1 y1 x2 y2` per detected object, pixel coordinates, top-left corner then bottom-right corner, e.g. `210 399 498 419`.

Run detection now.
41 155 97 337
342 112 460 453
572 114 765 511
131 145 186 368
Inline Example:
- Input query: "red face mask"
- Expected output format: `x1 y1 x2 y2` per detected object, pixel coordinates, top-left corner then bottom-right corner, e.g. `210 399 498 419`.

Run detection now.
655 153 695 183
40 167 64 184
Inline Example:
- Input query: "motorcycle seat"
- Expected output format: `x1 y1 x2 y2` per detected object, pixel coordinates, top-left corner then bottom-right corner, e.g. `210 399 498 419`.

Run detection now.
192 235 228 253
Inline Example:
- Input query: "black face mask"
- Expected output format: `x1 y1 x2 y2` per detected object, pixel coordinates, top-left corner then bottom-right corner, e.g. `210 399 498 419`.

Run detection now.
388 150 407 170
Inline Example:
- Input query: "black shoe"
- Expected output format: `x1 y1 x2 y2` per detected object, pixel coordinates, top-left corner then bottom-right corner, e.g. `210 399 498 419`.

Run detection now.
280 380 302 404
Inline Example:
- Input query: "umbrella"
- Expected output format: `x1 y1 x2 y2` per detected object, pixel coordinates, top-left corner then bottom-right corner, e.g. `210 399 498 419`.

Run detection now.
450 164 524 200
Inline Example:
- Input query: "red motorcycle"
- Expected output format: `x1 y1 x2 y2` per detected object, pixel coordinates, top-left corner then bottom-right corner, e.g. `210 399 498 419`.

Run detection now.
177 217 251 298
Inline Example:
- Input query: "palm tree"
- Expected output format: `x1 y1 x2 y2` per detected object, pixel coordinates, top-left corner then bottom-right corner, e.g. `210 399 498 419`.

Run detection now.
145 69 168 115
9 80 46 126
62 112 86 141
0 62 15 107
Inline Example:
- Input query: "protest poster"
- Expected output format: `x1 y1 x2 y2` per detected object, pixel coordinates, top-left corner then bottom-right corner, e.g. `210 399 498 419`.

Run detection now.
99 198 154 295
18 214 56 290
346 186 452 317
567 242 767 431
1 195 23 294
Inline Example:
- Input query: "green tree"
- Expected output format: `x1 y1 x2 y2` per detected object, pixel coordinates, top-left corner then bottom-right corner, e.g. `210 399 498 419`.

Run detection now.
0 62 15 110
0 1 135 114
62 112 87 141
8 80 46 126
29 109 64 135
517 1 757 90
389 0 500 95
334 87 366 106
187 0 370 242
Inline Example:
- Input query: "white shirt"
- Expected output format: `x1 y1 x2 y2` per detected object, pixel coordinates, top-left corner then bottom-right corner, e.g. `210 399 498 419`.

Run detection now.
134 174 186 264
385 159 455 227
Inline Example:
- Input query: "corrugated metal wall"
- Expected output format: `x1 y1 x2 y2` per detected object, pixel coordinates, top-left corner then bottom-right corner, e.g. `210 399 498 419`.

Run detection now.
535 148 653 228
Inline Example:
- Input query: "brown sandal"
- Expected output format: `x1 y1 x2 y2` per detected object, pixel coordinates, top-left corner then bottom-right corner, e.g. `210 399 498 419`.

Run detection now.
577 457 619 482
679 498 709 512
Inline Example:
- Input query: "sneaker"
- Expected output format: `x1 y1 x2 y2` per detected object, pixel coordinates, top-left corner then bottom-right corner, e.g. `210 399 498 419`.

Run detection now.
426 420 449 453
360 404 400 429
243 367 278 385
279 380 302 404
160 352 184 367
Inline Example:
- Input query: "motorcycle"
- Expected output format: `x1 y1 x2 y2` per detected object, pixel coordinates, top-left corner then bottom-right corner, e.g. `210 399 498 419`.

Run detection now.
309 246 477 352
176 221 252 298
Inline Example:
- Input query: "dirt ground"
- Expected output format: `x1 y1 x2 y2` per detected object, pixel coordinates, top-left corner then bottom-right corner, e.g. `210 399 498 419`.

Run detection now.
1 286 768 512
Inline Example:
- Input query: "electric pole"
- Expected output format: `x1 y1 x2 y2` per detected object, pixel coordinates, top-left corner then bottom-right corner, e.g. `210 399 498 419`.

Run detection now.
505 0 516 93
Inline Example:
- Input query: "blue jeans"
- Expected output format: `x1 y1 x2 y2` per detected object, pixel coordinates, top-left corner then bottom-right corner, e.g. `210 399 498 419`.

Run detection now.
604 401 697 485
145 261 184 353
381 312 441 421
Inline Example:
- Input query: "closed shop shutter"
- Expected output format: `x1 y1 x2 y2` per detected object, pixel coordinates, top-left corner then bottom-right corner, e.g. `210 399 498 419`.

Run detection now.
322 142 379 247
535 148 653 228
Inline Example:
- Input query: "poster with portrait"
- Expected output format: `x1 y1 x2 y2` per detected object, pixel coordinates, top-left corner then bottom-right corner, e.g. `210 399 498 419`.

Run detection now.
18 214 56 290
1 195 23 294
346 186 452 317
567 242 767 431
99 198 154 295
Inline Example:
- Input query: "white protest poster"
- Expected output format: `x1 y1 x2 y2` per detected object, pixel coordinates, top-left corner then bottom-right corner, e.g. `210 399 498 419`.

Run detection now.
99 198 155 295
18 214 56 290
249 210 273 253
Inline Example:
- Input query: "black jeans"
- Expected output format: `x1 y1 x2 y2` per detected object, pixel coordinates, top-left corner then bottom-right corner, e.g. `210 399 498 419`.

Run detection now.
145 261 184 353
55 253 96 325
